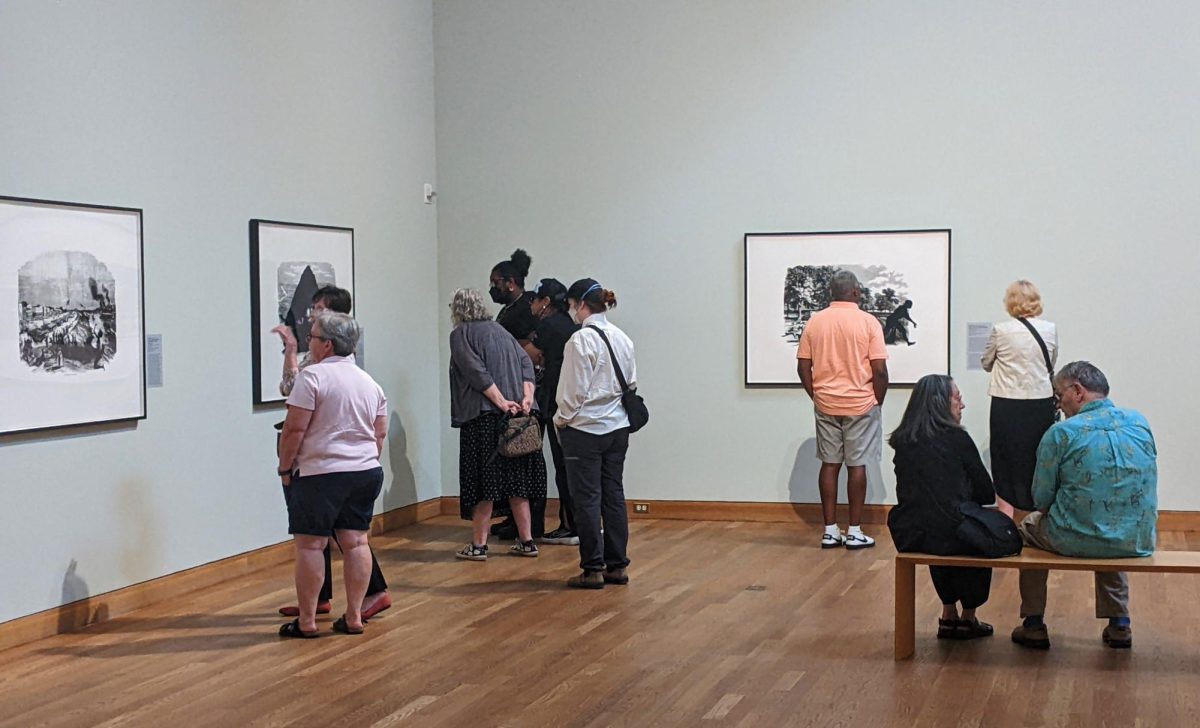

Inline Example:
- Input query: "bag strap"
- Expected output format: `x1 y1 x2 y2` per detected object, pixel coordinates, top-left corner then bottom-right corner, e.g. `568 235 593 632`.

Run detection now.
586 325 631 394
1016 318 1054 378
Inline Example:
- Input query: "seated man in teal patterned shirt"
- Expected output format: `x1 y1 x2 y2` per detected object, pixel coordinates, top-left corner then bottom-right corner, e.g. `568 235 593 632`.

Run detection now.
1011 361 1158 651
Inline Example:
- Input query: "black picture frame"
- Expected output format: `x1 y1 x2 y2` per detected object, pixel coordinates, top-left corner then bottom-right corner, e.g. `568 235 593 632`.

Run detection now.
0 195 147 435
744 229 952 387
249 219 355 405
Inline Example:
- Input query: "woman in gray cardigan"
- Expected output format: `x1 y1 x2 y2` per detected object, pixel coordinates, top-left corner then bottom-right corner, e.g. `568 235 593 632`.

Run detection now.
448 288 548 560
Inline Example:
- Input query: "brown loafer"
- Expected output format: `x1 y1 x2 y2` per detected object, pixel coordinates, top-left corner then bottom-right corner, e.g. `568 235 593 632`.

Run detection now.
567 571 605 589
1011 623 1051 650
1102 624 1132 649
603 568 629 585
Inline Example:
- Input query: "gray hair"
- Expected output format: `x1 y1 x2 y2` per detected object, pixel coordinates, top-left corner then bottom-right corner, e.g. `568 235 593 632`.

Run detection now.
1054 360 1110 396
830 270 860 300
450 288 491 327
313 310 360 357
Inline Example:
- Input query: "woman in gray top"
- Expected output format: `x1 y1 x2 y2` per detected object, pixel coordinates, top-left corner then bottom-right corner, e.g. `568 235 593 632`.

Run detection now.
448 288 548 561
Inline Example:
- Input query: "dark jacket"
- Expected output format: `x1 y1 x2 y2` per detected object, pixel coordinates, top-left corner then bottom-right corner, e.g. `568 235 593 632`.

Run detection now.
887 428 995 555
530 310 579 417
449 320 536 427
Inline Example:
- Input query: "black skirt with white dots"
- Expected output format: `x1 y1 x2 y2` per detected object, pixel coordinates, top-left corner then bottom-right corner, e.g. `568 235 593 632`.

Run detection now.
458 412 547 520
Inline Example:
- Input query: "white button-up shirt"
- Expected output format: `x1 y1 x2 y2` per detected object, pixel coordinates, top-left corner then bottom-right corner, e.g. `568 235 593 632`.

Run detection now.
981 317 1058 399
554 313 637 435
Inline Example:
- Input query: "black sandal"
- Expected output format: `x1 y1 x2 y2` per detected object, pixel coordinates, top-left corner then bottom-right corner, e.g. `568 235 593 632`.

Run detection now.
957 618 994 640
332 615 364 635
278 619 320 639
937 618 962 640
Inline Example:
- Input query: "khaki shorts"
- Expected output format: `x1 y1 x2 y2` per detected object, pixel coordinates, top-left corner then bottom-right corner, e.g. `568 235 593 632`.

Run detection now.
814 406 882 466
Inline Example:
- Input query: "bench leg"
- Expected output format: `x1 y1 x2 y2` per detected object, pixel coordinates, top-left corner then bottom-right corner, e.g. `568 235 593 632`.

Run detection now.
895 559 916 660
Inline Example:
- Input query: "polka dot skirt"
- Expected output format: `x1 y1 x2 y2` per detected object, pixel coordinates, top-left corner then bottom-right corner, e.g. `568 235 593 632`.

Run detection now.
458 412 547 520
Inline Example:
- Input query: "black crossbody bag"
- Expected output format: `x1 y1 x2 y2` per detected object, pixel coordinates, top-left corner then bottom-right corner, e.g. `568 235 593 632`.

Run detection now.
586 325 649 433
1017 318 1060 422
917 460 1022 558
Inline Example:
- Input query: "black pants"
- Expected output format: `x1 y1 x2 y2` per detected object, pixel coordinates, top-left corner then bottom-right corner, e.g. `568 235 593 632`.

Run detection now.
560 426 630 573
282 485 388 601
545 416 575 532
929 566 991 609
990 397 1056 511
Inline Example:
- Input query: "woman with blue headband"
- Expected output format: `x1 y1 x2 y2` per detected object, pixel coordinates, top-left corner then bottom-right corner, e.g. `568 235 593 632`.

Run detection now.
555 278 638 589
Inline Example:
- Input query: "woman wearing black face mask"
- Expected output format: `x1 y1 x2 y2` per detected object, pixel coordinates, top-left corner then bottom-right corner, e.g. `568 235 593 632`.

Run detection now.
524 278 581 545
489 249 538 344
488 249 544 539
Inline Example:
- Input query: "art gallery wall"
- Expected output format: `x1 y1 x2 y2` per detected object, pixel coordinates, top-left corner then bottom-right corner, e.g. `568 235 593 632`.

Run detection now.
433 2 1200 508
0 0 440 624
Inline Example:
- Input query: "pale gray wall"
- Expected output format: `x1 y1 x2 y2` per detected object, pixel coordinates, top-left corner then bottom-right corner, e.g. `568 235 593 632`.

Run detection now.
0 0 440 624
433 2 1200 508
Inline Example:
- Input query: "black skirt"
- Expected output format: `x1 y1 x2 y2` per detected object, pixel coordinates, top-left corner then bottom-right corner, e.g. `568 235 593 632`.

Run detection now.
989 396 1056 511
457 412 547 520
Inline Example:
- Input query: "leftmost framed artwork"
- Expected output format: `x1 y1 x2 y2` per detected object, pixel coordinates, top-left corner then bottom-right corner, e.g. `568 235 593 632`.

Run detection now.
0 196 146 435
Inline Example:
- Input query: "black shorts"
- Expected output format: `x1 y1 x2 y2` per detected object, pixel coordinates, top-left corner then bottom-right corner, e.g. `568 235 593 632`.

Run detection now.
287 467 384 536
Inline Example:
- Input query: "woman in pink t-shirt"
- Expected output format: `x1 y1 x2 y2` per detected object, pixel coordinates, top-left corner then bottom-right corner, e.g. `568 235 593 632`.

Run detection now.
276 311 388 638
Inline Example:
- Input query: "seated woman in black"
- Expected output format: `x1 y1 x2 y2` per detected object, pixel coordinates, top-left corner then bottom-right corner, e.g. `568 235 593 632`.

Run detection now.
887 374 996 640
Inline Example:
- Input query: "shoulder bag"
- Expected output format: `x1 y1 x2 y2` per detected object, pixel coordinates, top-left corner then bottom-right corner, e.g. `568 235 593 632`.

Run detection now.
586 325 649 433
1017 318 1061 422
495 415 542 458
914 443 1023 558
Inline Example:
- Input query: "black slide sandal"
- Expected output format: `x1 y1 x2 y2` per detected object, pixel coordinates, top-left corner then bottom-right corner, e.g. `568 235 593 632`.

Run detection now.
332 616 364 635
279 619 320 639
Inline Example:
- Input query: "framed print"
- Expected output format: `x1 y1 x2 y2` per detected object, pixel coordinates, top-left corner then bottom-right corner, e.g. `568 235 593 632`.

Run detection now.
250 219 354 405
0 196 146 435
745 229 951 386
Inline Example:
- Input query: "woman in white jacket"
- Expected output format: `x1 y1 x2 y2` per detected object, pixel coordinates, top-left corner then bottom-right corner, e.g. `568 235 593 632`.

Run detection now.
981 280 1058 516
555 278 637 590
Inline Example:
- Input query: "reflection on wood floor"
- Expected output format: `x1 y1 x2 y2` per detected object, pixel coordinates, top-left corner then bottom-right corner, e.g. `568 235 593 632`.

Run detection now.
2 517 1198 727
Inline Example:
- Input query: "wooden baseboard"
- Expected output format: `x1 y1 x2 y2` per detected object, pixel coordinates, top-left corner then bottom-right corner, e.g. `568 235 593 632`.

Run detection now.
1156 511 1200 532
440 495 888 525
439 497 562 518
444 495 1200 531
0 496 442 654
625 499 893 525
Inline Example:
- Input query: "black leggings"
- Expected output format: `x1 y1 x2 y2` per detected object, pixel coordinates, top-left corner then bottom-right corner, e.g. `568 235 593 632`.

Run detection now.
929 566 991 610
545 415 575 532
317 538 388 602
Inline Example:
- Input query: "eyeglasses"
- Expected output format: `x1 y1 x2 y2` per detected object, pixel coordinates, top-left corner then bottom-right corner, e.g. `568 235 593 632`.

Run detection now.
305 334 327 343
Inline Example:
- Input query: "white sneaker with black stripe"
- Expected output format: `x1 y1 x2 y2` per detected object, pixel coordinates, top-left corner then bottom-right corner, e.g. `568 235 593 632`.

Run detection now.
821 530 845 549
844 532 876 550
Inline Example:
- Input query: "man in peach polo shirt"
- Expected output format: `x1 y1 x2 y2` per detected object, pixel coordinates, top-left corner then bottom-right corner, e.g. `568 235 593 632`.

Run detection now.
797 270 889 550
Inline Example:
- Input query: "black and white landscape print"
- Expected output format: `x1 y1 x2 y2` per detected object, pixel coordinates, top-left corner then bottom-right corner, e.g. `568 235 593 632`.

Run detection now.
18 250 117 373
744 230 950 386
277 261 336 354
782 264 916 346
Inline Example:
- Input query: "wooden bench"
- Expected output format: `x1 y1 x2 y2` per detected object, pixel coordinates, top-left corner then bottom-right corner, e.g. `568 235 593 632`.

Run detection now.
895 548 1200 659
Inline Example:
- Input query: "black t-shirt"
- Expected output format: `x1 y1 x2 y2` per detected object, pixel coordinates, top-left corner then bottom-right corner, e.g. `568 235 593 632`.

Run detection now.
531 310 579 384
530 310 579 417
496 291 538 341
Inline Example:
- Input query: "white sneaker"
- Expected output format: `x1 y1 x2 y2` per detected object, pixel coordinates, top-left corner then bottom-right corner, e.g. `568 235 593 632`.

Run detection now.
844 532 876 550
821 531 845 549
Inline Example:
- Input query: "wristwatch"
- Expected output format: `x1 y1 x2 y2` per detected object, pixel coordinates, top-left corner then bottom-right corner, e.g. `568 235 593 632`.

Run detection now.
278 467 293 476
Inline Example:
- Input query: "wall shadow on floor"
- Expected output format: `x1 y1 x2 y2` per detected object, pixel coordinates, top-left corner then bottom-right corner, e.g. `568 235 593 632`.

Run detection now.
787 437 887 516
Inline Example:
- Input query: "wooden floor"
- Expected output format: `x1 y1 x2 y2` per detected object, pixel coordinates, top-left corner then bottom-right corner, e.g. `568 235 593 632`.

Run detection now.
3 518 1200 728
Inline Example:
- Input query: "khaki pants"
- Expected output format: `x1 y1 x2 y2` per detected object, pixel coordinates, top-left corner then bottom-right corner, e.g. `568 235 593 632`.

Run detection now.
1018 512 1129 619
